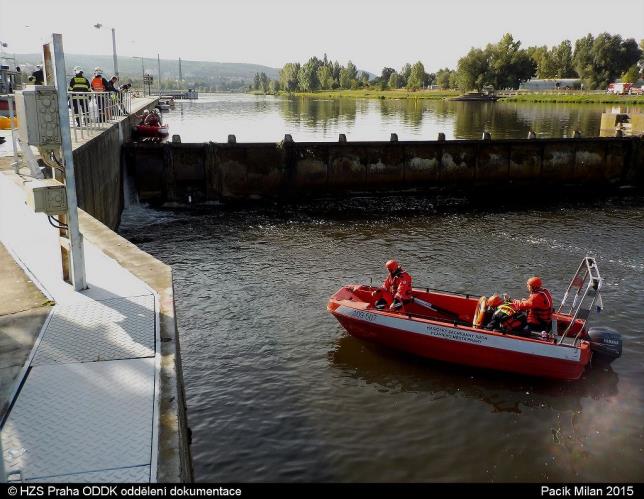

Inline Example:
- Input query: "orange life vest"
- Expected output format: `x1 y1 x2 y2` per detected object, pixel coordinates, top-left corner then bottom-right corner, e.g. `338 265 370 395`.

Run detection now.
91 76 106 92
529 289 553 326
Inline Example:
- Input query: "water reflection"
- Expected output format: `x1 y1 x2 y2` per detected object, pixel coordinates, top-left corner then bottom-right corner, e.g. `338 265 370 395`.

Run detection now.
279 97 359 130
329 334 619 414
162 94 643 142
119 199 642 482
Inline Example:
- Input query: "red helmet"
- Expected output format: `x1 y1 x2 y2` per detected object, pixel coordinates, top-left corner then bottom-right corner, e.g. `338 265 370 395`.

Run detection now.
527 276 542 290
385 260 400 272
486 294 503 308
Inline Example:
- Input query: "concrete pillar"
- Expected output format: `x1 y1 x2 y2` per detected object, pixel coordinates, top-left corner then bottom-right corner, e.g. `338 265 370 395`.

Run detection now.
573 130 582 138
283 134 294 143
527 130 537 139
227 134 236 144
390 133 398 142
481 131 491 140
172 134 181 143
339 134 347 143
437 132 446 141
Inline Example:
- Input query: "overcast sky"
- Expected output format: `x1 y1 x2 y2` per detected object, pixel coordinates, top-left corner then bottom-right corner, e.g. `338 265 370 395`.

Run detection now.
1 0 642 73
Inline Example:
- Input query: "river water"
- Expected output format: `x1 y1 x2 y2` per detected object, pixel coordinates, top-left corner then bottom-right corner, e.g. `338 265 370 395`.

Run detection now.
160 93 641 142
120 95 644 482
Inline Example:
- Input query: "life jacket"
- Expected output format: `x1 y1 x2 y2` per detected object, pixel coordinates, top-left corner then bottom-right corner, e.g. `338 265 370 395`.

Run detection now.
528 288 553 327
70 76 90 92
144 113 160 126
490 303 525 332
91 76 106 92
383 269 413 302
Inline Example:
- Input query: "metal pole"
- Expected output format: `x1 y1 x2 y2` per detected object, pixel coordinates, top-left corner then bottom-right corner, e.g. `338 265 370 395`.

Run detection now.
9 94 18 173
111 28 118 77
52 33 87 291
157 53 161 96
42 43 54 85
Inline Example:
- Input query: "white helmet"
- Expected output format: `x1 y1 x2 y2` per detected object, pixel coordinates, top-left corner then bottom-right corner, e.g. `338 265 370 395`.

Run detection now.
94 66 103 74
73 66 83 74
36 63 42 69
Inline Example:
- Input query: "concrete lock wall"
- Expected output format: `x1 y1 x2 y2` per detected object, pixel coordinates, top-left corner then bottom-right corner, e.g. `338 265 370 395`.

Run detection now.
73 101 158 230
126 137 644 204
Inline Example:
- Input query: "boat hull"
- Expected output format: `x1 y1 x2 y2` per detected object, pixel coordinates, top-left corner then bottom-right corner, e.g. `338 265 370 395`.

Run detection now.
330 302 590 380
135 124 169 137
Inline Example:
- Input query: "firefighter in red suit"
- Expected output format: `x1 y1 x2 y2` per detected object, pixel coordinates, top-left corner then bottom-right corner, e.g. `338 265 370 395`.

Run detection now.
512 276 553 332
373 260 413 312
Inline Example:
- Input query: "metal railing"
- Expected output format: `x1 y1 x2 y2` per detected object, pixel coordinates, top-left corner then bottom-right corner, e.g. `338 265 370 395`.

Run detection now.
557 256 603 345
67 90 132 141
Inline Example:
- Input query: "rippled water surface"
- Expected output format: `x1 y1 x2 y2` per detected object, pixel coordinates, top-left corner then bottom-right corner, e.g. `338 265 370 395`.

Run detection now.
120 196 644 482
161 93 642 142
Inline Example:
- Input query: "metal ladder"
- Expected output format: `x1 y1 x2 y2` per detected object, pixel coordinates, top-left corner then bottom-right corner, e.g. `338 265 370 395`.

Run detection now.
557 256 603 346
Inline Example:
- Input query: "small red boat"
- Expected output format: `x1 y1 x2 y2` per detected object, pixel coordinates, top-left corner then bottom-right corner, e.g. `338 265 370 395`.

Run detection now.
328 257 621 380
135 124 169 138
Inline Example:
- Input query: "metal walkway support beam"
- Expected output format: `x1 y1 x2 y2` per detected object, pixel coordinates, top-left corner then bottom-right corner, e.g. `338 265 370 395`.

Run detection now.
52 33 87 291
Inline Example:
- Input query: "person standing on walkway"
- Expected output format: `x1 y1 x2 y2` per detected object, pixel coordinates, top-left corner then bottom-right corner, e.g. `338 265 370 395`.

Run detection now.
91 67 110 122
106 75 123 116
31 64 44 85
68 67 91 126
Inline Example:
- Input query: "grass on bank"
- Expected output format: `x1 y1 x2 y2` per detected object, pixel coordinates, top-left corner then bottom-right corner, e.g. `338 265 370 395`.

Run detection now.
278 89 460 100
501 93 644 104
251 88 644 104
502 92 644 105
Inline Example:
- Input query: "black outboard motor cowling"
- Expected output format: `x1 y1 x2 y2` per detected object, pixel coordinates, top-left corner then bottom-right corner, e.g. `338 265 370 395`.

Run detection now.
587 326 622 363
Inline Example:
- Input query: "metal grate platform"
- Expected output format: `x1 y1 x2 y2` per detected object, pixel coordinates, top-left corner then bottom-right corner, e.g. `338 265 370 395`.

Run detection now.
2 358 155 480
25 465 151 483
32 295 155 366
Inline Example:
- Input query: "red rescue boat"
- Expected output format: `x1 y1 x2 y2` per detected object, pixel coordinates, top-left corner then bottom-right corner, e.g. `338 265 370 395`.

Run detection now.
135 124 169 138
327 257 621 380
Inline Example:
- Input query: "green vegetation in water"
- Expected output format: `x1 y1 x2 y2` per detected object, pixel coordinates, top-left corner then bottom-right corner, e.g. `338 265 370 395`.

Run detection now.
501 93 644 104
278 89 460 100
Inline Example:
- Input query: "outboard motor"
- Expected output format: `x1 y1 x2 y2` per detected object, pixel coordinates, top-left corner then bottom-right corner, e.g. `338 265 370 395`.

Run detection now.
587 326 622 364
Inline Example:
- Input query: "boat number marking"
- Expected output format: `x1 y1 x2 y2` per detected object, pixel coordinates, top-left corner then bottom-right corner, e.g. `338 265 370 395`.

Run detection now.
348 310 378 322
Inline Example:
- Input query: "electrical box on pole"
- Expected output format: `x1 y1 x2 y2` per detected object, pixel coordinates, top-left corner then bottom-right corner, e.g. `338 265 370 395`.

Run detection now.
25 179 68 215
14 85 62 147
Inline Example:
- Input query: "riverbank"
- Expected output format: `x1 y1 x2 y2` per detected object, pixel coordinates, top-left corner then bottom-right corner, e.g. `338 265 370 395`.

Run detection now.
501 93 644 104
250 89 644 104
275 89 460 100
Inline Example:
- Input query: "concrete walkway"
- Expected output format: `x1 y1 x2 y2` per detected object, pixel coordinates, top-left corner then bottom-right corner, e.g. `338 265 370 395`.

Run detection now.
0 230 160 482
0 243 51 419
0 96 162 482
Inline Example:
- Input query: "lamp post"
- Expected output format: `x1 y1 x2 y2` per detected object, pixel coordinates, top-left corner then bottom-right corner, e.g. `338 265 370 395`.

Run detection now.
132 56 145 94
93 23 118 77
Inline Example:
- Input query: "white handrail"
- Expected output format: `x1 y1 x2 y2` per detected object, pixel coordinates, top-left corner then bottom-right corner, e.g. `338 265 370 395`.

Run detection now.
67 90 132 140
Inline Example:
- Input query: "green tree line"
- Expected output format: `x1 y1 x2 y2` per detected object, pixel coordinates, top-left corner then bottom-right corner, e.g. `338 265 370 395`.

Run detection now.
250 33 643 94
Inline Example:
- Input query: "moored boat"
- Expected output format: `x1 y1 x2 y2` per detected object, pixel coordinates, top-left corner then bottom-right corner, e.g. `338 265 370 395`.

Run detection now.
327 257 621 380
450 85 500 102
450 92 500 102
135 123 169 138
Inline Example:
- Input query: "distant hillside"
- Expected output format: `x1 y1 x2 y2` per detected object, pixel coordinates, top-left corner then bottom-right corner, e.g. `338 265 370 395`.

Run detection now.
13 53 280 91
